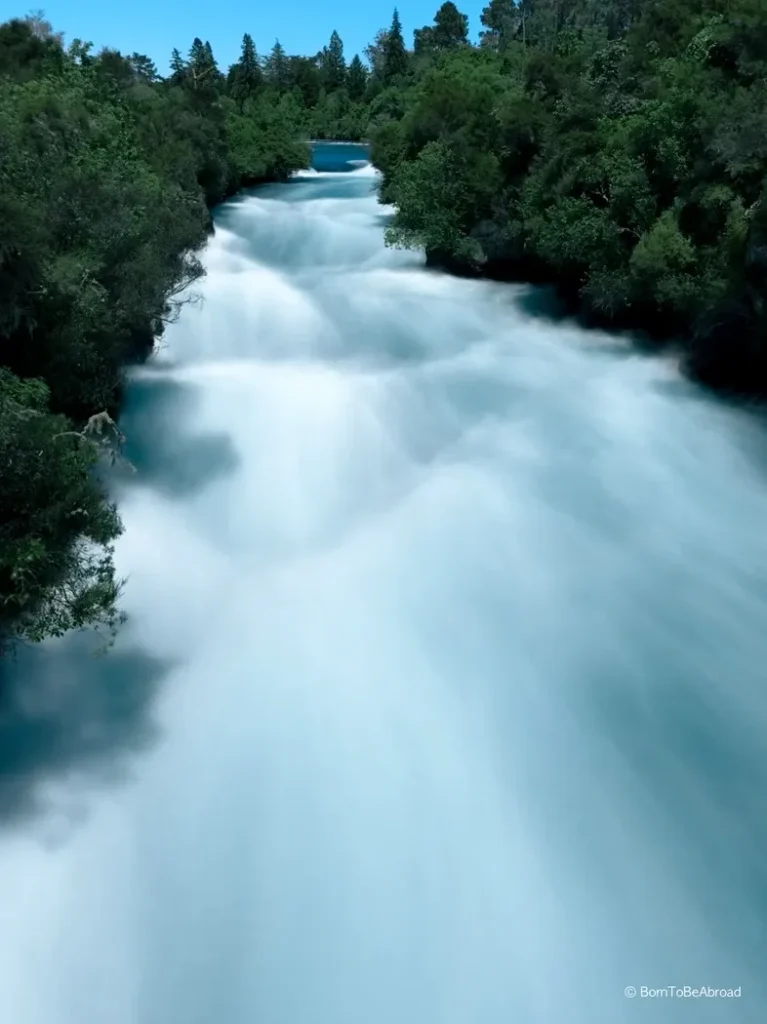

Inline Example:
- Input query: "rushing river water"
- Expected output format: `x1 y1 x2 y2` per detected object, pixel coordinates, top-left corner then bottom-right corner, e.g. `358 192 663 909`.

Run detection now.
2 143 767 1023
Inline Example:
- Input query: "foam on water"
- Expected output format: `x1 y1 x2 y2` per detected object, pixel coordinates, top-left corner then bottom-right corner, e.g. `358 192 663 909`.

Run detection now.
1 150 767 1024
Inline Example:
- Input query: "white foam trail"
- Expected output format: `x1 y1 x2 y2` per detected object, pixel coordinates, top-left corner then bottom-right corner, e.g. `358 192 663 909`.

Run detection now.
349 162 378 177
293 161 377 181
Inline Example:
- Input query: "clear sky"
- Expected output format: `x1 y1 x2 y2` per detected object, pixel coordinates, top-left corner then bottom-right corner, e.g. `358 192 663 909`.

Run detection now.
7 1 488 72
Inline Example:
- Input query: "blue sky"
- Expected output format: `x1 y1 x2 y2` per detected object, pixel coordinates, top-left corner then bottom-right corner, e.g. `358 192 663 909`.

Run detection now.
5 1 488 72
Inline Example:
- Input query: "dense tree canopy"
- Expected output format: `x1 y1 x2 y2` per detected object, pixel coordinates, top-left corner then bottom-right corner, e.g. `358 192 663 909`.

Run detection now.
0 14 311 651
370 0 767 393
415 3 470 54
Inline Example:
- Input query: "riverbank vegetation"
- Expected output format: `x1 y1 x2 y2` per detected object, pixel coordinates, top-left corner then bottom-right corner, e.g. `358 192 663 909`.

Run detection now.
366 0 767 395
0 14 310 650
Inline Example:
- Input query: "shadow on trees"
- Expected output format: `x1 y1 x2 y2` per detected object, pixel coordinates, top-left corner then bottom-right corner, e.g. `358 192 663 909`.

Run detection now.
0 635 172 832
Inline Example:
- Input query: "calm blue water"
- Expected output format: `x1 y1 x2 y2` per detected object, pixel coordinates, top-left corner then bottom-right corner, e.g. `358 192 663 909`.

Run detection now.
1 143 767 1023
309 140 370 172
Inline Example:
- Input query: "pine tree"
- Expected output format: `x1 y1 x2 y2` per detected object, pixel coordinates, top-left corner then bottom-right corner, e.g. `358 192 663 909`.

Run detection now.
320 29 346 92
364 28 390 80
188 37 209 86
432 2 469 49
228 32 262 106
479 0 518 49
265 39 290 90
184 37 222 93
129 52 158 82
413 26 435 54
346 53 368 101
169 47 187 84
415 2 469 54
188 37 206 72
240 32 259 80
383 8 408 82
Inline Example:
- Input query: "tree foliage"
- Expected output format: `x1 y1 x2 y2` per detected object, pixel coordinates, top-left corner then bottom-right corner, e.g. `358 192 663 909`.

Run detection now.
319 30 346 92
0 17 310 651
370 0 767 394
415 3 470 54
383 9 409 83
228 33 262 108
347 54 368 102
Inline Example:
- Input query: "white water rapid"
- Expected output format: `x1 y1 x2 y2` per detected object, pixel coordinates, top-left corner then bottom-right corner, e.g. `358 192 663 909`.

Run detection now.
1 144 766 1023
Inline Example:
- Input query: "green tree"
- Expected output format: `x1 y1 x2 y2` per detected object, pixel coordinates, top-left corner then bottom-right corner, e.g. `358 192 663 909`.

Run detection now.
479 0 518 49
188 37 206 79
364 28 391 80
265 39 290 90
385 140 477 256
383 8 408 82
227 32 262 107
413 26 435 55
320 29 346 91
346 53 368 101
433 2 470 49
416 2 470 53
169 46 187 83
288 55 322 107
186 37 222 93
0 370 125 648
227 93 310 182
129 52 158 82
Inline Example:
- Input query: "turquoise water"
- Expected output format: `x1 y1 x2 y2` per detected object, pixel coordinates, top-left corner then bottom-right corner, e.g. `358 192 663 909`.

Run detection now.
308 140 370 173
1 144 767 1023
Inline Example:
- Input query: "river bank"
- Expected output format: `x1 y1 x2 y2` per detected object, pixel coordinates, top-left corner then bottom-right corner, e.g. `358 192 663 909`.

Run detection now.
418 243 767 402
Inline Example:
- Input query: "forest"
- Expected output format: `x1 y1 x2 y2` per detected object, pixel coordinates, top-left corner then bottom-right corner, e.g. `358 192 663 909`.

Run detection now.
0 0 766 651
0 13 313 652
369 0 767 400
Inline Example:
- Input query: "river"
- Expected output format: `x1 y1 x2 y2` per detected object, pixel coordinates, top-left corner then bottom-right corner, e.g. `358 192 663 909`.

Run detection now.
1 142 767 1023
